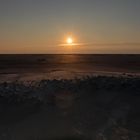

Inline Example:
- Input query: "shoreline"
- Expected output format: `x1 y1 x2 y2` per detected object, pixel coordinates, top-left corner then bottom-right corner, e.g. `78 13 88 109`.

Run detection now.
0 70 139 83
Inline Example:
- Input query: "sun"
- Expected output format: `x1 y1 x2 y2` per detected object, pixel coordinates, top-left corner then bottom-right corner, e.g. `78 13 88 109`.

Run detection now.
67 37 73 44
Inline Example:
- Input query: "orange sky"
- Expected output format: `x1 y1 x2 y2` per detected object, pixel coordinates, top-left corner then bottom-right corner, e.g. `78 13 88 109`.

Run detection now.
0 0 140 54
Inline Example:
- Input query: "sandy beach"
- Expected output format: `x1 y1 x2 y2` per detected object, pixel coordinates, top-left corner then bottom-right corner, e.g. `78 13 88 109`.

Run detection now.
0 76 139 140
0 54 139 140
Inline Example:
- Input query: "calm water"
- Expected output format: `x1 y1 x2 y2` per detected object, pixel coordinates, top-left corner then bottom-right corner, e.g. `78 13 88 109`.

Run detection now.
0 54 139 74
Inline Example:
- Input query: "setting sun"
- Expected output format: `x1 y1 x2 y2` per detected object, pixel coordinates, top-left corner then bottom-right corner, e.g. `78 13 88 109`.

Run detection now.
67 37 73 44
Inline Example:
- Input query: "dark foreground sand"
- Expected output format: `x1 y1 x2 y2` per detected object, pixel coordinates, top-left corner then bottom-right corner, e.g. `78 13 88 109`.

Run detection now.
0 75 139 140
0 54 139 140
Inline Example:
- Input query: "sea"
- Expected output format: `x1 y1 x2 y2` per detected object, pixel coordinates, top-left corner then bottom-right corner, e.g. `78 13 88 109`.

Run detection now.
0 54 139 74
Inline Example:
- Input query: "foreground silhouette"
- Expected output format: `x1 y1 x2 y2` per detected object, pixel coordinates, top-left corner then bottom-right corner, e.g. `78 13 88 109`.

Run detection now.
0 76 139 140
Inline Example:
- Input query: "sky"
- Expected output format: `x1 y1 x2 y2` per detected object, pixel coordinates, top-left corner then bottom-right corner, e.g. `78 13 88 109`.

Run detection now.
0 0 140 54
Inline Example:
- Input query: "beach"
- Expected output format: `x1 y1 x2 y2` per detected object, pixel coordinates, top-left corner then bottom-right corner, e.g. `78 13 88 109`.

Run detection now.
0 54 139 140
0 54 139 82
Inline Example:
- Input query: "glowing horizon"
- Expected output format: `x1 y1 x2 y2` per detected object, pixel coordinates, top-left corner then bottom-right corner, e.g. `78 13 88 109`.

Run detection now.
0 0 140 54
